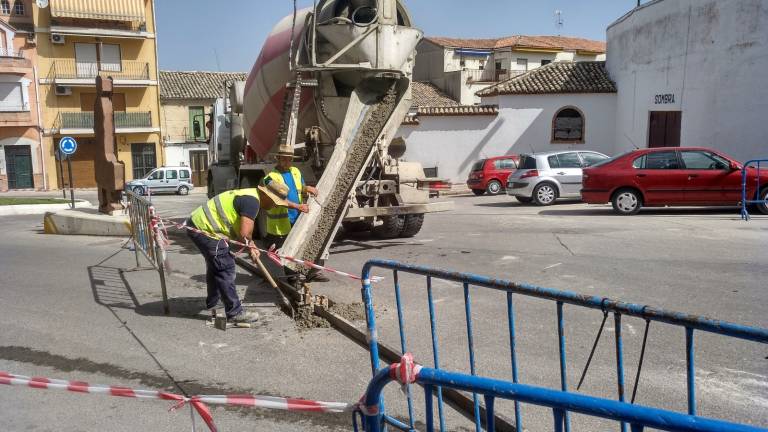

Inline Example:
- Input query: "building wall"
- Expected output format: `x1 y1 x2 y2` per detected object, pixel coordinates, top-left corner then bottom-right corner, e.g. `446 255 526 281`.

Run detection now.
607 0 768 161
0 1 44 191
399 93 616 183
34 0 163 188
160 99 213 167
413 40 448 88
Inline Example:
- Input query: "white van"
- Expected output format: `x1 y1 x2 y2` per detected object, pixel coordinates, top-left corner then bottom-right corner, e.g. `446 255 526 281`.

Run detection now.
126 166 194 196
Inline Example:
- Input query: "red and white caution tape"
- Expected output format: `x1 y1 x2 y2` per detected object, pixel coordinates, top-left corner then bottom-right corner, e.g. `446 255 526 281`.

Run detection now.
0 371 353 432
153 216 383 284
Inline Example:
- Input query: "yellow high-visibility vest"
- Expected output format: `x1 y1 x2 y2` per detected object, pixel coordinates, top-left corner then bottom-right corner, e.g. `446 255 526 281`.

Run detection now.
264 167 303 236
190 188 260 239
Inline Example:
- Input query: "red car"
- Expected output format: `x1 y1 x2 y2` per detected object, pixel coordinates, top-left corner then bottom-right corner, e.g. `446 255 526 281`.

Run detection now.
467 155 519 195
581 147 768 215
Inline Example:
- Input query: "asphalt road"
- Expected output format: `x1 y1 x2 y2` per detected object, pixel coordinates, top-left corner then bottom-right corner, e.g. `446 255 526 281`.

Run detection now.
0 190 766 431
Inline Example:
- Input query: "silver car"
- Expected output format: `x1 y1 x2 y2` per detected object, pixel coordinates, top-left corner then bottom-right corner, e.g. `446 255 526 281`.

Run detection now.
506 151 608 205
126 166 194 196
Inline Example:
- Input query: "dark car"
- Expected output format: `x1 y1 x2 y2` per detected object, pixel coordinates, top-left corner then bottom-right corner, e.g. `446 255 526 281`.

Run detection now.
581 147 768 215
467 155 519 195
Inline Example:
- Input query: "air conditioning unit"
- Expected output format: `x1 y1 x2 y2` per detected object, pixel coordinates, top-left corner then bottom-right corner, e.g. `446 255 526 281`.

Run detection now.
55 86 72 96
50 33 65 44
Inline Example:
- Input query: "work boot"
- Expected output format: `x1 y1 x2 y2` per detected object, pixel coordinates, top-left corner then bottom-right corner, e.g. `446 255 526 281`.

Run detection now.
306 269 330 283
230 311 259 323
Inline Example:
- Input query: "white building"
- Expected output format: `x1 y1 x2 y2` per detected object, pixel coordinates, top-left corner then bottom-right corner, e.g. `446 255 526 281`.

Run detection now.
415 35 607 105
606 0 768 162
400 63 617 184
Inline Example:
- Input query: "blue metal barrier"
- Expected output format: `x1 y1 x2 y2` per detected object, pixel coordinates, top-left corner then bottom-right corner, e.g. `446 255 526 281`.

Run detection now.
741 159 767 221
359 363 768 432
360 260 768 432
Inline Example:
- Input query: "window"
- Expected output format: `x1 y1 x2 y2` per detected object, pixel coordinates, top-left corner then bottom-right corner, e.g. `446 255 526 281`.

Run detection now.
580 152 607 167
99 44 122 72
165 170 178 180
519 155 538 169
1 0 10 14
148 170 164 180
132 143 157 179
556 152 583 168
632 155 646 169
471 160 485 172
179 170 190 179
516 58 528 71
680 151 729 170
494 159 516 170
548 155 560 169
552 107 584 142
0 82 26 111
12 0 22 15
541 59 552 66
642 151 680 169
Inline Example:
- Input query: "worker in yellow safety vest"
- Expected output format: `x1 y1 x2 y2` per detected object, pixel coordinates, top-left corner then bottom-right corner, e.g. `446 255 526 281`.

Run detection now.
263 144 328 283
186 181 302 323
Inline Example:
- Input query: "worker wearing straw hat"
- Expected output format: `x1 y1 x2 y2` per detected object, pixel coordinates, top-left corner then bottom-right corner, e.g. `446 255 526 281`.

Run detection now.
263 144 328 283
187 181 304 323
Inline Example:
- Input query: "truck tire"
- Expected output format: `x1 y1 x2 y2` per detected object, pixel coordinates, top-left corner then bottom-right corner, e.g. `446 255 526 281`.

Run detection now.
399 214 424 238
374 216 405 239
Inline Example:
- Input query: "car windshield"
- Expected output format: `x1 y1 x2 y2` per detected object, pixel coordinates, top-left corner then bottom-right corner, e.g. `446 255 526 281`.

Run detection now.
471 160 485 171
587 151 631 168
518 155 537 169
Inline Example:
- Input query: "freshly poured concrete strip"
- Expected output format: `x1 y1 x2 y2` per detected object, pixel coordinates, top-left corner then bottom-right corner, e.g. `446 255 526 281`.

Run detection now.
43 208 131 236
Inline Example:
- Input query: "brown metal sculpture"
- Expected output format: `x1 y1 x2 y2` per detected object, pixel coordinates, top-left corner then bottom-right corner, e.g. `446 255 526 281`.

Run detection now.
94 76 126 215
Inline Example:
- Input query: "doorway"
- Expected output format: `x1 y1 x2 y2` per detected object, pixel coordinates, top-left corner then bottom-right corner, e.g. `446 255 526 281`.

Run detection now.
131 143 156 180
648 111 682 148
5 145 33 189
189 150 208 187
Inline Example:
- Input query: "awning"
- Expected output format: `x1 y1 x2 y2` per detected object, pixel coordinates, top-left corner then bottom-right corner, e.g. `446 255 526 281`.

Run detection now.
51 0 146 23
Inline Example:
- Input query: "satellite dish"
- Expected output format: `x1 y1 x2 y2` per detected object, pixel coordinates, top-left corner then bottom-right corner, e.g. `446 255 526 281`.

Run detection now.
36 0 49 8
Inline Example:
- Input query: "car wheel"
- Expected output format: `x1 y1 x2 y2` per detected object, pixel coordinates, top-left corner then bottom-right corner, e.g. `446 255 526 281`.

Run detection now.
516 196 533 204
612 188 643 215
486 180 503 195
533 183 557 206
177 185 190 196
472 189 485 196
756 187 768 215
132 186 145 196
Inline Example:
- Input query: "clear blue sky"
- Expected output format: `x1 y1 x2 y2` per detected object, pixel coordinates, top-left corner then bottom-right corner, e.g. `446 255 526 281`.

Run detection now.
156 0 638 72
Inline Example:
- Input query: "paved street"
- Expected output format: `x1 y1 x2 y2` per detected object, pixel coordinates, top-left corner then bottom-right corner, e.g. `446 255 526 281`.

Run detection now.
1 190 766 431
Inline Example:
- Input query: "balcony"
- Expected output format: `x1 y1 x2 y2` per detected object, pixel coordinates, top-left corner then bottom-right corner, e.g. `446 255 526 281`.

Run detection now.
464 68 498 83
55 111 158 134
49 0 151 38
0 48 32 72
49 60 155 87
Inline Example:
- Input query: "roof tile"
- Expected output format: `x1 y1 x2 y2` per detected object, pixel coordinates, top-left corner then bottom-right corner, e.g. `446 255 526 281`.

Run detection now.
160 71 248 100
425 35 606 53
476 61 616 97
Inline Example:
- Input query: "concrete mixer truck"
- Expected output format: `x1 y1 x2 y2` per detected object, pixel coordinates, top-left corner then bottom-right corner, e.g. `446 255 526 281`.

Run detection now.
205 0 452 266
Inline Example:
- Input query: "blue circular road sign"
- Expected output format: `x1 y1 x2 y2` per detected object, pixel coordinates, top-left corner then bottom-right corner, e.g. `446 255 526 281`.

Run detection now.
59 136 78 156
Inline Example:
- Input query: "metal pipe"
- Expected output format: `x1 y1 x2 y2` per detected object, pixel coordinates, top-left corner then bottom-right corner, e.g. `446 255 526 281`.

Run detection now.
360 260 768 343
615 313 627 432
426 276 446 430
506 292 522 430
463 282 481 431
686 327 696 416
556 302 571 432
392 270 415 429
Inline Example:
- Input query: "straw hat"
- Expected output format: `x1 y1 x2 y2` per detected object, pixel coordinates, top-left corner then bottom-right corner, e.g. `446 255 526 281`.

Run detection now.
257 181 290 207
272 144 298 159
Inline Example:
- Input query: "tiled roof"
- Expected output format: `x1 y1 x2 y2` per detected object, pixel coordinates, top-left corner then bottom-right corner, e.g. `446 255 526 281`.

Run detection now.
425 35 606 53
410 82 498 118
476 61 616 97
160 71 247 100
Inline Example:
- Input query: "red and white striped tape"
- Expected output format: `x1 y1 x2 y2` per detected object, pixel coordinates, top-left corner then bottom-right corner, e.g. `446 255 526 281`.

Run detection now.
153 216 383 284
0 371 353 432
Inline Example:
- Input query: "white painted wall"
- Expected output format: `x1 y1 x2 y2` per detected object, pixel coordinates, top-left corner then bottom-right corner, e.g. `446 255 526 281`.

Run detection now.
607 0 768 161
398 93 617 183
163 142 207 168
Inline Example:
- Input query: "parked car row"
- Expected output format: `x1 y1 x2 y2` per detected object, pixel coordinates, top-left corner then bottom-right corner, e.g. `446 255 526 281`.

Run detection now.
468 147 768 215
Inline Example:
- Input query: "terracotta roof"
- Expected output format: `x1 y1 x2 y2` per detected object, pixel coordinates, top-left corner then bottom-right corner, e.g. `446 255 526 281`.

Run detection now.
160 71 247 100
424 35 606 53
476 61 616 97
410 82 498 117
411 82 459 107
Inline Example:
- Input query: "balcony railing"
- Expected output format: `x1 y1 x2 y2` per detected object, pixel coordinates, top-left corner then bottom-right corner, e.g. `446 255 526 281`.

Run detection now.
58 111 152 130
0 48 24 58
51 60 151 81
464 68 497 83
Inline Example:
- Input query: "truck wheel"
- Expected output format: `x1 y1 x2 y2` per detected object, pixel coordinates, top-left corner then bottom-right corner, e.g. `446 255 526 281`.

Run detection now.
374 216 405 239
399 214 424 238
